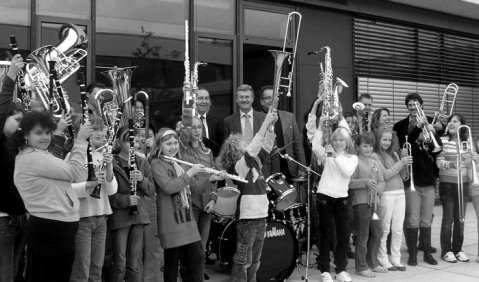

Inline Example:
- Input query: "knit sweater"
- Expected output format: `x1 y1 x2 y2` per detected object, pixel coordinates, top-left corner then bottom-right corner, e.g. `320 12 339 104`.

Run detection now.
234 130 275 219
150 158 204 249
14 142 88 222
107 155 155 230
372 152 407 192
436 137 469 184
179 126 218 209
349 157 385 206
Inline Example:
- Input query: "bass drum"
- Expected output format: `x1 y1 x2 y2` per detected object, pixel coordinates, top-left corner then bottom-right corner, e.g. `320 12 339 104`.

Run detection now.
211 219 298 282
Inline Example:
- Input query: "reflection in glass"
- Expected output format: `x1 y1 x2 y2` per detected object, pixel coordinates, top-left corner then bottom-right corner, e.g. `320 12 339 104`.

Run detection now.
0 0 30 26
38 0 90 20
97 0 186 39
195 0 235 34
198 38 233 119
244 9 289 39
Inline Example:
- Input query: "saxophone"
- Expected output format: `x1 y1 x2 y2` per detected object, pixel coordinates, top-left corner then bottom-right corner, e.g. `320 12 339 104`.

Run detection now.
182 20 207 127
309 47 348 149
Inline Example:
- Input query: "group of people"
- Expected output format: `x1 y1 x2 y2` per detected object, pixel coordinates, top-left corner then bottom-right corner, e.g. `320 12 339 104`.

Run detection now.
2 52 479 282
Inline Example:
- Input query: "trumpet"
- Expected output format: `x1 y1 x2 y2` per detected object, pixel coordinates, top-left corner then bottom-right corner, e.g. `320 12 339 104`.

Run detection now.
414 101 442 153
368 166 379 220
456 125 478 223
403 135 416 192
162 155 248 183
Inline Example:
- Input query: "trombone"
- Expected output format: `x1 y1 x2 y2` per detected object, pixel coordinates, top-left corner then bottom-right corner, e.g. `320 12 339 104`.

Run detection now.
432 83 458 126
403 135 416 192
414 101 442 153
268 11 301 131
456 125 479 223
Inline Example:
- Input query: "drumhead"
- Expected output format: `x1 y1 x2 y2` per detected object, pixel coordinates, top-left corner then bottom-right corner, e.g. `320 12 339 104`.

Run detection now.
214 219 298 281
217 186 240 197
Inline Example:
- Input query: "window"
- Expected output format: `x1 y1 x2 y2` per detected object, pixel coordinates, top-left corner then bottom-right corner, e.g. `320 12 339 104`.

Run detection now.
354 17 479 132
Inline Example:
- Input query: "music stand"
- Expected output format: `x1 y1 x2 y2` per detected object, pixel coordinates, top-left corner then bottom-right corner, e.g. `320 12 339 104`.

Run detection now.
280 152 321 282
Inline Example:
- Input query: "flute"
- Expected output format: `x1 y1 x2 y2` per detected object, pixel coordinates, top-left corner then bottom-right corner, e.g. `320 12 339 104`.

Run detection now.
163 155 248 183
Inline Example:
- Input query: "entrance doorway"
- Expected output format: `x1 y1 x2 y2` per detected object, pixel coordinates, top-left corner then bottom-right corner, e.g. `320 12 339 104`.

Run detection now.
243 43 293 113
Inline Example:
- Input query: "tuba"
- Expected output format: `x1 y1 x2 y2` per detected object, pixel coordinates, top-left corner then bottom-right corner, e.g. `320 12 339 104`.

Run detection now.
24 23 88 116
101 66 136 125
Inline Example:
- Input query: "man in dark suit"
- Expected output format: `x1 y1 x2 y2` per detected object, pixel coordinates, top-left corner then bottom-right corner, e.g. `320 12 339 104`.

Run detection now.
223 84 266 142
197 88 222 156
258 85 306 179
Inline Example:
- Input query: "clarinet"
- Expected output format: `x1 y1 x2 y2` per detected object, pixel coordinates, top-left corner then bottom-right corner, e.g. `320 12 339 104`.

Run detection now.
9 35 31 111
128 119 138 215
90 102 126 198
50 61 75 139
80 74 96 181
48 61 55 115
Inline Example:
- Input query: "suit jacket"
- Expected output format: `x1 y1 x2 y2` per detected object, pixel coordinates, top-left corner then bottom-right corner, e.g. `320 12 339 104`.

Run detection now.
204 114 223 156
223 110 266 140
263 110 306 178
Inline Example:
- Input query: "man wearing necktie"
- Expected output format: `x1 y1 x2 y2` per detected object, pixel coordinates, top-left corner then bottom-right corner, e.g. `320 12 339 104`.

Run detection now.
196 88 223 156
223 84 266 144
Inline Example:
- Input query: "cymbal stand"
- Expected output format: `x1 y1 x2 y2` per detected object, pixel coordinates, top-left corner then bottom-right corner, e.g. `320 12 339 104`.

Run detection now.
280 152 321 281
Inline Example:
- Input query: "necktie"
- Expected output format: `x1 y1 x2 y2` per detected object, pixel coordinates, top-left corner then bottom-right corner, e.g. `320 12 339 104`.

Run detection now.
244 113 253 143
200 116 208 138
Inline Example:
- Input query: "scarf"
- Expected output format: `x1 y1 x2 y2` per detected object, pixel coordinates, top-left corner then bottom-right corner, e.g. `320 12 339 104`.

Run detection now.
171 160 191 209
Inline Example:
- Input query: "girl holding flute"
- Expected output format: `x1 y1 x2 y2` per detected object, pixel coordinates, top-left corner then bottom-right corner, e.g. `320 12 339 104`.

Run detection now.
148 127 225 282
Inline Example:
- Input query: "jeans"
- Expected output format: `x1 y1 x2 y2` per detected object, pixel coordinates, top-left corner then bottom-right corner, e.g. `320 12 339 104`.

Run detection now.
140 208 163 282
110 224 145 282
439 182 468 257
231 218 267 282
377 191 405 267
353 204 382 271
0 215 27 282
316 194 350 274
70 216 107 282
163 241 203 282
405 185 435 228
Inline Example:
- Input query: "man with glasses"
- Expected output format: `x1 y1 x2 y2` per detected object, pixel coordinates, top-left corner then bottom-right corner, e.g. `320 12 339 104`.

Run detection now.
223 84 265 143
258 85 306 179
196 88 223 156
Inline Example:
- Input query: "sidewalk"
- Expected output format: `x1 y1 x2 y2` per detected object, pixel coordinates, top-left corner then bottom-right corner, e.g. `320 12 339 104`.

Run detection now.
206 203 479 282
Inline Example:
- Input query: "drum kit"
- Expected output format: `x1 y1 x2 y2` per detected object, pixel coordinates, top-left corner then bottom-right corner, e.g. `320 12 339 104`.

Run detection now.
208 173 308 281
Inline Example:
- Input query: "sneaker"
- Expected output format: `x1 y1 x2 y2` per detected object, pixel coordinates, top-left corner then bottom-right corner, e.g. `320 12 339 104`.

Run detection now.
442 251 457 263
336 271 352 282
321 272 334 282
456 251 470 262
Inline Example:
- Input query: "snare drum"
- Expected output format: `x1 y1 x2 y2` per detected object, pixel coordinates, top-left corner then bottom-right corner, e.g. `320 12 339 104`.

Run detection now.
212 186 240 219
266 173 297 211
270 203 307 223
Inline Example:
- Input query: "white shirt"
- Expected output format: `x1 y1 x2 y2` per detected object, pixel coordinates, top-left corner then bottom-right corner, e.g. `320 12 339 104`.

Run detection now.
240 109 254 135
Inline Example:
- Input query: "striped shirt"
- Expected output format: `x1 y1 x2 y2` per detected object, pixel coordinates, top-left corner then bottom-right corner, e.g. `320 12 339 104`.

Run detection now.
436 137 468 184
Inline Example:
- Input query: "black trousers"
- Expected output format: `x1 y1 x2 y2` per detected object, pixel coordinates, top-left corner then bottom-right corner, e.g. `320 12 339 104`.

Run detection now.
26 216 78 282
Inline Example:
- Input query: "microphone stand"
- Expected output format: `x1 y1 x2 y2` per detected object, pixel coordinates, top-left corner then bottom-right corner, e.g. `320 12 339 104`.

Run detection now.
279 152 320 282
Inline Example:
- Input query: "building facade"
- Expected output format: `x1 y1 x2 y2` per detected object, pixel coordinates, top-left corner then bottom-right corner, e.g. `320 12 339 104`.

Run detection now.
1 0 478 132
